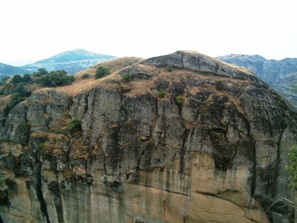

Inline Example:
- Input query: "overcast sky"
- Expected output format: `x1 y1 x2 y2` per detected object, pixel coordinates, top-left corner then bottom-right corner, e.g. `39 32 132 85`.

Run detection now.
1 0 296 65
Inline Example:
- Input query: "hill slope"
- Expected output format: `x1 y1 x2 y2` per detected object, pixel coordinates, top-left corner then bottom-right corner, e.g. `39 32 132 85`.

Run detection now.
217 54 297 105
20 49 116 74
0 63 28 79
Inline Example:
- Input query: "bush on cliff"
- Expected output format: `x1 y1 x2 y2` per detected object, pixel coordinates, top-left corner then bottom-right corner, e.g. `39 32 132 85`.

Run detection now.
82 73 90 79
166 64 174 72
176 95 183 105
67 118 81 133
32 68 49 77
11 75 23 84
215 80 224 90
95 66 110 79
37 70 75 87
5 93 25 111
122 74 133 83
4 83 31 111
158 90 165 98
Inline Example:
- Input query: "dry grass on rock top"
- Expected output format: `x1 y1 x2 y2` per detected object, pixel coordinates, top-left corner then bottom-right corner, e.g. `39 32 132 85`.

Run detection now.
0 95 12 110
57 57 143 97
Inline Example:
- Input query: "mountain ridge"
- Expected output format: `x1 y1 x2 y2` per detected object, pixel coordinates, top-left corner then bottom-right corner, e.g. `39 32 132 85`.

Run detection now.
0 49 116 77
0 63 28 79
20 49 116 74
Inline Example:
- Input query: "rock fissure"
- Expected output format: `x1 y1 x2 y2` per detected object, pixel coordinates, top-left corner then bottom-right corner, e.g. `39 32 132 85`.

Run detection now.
274 127 286 197
36 161 50 223
48 181 64 222
180 52 185 69
136 183 190 197
195 191 260 223
179 129 190 175
248 135 257 211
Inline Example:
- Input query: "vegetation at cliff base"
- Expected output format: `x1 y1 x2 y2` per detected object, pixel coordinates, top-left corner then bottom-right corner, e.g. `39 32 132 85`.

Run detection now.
286 145 297 189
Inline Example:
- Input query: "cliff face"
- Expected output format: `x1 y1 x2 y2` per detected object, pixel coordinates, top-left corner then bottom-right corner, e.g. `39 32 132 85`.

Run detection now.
0 51 297 223
217 54 297 106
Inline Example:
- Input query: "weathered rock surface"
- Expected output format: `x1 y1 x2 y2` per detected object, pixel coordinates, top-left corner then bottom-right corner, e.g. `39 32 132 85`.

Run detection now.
0 51 297 223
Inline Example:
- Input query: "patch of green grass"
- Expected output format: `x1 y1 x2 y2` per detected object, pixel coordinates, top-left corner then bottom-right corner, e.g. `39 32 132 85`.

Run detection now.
215 80 224 90
166 64 174 72
158 90 165 98
67 119 81 133
286 145 297 189
176 95 183 105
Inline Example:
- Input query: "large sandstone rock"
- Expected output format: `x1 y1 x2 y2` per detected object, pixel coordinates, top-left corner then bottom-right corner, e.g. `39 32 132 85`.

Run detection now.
0 51 296 223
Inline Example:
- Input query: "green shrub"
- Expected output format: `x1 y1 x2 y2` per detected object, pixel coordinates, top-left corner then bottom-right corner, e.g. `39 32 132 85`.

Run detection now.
166 64 174 72
32 68 48 77
5 93 24 111
176 95 183 105
37 70 75 87
215 80 224 90
286 145 297 189
158 90 165 98
122 74 133 83
15 83 31 97
82 73 90 79
12 75 23 84
67 118 81 133
22 74 32 83
4 83 31 111
10 74 32 85
0 76 9 86
95 66 110 79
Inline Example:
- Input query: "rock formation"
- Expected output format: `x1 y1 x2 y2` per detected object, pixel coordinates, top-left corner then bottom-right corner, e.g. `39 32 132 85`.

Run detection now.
0 51 297 223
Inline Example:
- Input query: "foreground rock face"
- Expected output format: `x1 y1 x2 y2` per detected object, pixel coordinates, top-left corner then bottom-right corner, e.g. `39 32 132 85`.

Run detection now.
0 51 297 223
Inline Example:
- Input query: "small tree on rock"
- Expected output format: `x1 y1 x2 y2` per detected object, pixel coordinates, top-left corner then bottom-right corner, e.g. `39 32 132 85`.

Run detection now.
95 66 110 79
12 75 23 84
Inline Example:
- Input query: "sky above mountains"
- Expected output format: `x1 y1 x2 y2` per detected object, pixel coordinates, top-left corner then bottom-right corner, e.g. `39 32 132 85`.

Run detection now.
1 0 296 65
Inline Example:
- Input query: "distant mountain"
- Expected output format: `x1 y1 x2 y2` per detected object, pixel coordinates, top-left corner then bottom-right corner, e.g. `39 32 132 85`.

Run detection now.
217 54 297 106
20 49 116 74
8 59 37 66
0 63 28 79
